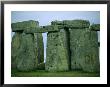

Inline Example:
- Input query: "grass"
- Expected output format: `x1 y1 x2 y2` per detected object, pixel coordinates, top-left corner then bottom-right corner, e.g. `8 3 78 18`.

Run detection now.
11 69 100 77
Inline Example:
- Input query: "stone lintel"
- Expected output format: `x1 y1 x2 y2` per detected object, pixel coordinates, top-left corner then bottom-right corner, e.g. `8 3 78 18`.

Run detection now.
63 20 90 28
24 25 59 33
51 20 90 29
11 20 39 32
12 28 24 32
90 24 100 31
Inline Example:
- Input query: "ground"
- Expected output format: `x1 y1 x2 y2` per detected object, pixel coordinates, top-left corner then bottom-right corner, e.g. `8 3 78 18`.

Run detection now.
11 69 100 77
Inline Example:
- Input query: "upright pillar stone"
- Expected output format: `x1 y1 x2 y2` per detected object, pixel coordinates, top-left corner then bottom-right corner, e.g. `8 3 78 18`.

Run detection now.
67 20 100 72
16 33 37 71
11 32 22 69
35 33 44 64
45 21 69 71
11 20 44 71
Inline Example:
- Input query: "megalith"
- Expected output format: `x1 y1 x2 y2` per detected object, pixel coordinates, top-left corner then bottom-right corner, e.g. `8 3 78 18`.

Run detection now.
67 20 100 72
11 19 100 73
45 21 69 71
11 32 22 69
11 20 44 71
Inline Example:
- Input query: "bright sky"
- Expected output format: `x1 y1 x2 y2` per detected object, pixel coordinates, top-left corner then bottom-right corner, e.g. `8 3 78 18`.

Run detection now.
11 11 100 62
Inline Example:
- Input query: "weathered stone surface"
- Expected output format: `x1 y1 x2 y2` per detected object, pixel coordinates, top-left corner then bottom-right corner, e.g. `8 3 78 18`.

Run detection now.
37 62 45 70
35 33 44 64
16 33 37 71
11 32 22 69
70 29 100 72
11 19 100 73
11 20 39 32
24 25 59 33
51 20 90 28
51 20 63 25
90 24 100 31
63 20 90 28
11 20 44 71
12 33 44 71
45 29 69 71
11 32 37 71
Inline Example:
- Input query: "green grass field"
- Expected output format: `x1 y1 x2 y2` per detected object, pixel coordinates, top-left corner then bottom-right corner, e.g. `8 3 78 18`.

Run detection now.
11 69 100 77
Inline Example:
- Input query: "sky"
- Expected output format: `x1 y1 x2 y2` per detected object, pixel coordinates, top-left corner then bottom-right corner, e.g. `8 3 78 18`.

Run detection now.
11 11 100 62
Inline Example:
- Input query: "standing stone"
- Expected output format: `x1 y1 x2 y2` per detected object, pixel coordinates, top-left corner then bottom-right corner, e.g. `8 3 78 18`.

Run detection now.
11 20 44 71
45 27 69 71
69 20 100 72
35 33 44 64
11 32 22 69
16 33 36 71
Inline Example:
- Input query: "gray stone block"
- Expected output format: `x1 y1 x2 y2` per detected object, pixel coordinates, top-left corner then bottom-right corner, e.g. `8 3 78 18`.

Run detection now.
70 29 100 72
11 32 22 69
90 24 100 31
11 20 39 32
63 20 90 28
16 33 37 71
24 25 59 33
35 33 44 64
11 20 44 71
51 20 63 25
45 29 69 71
51 20 90 29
